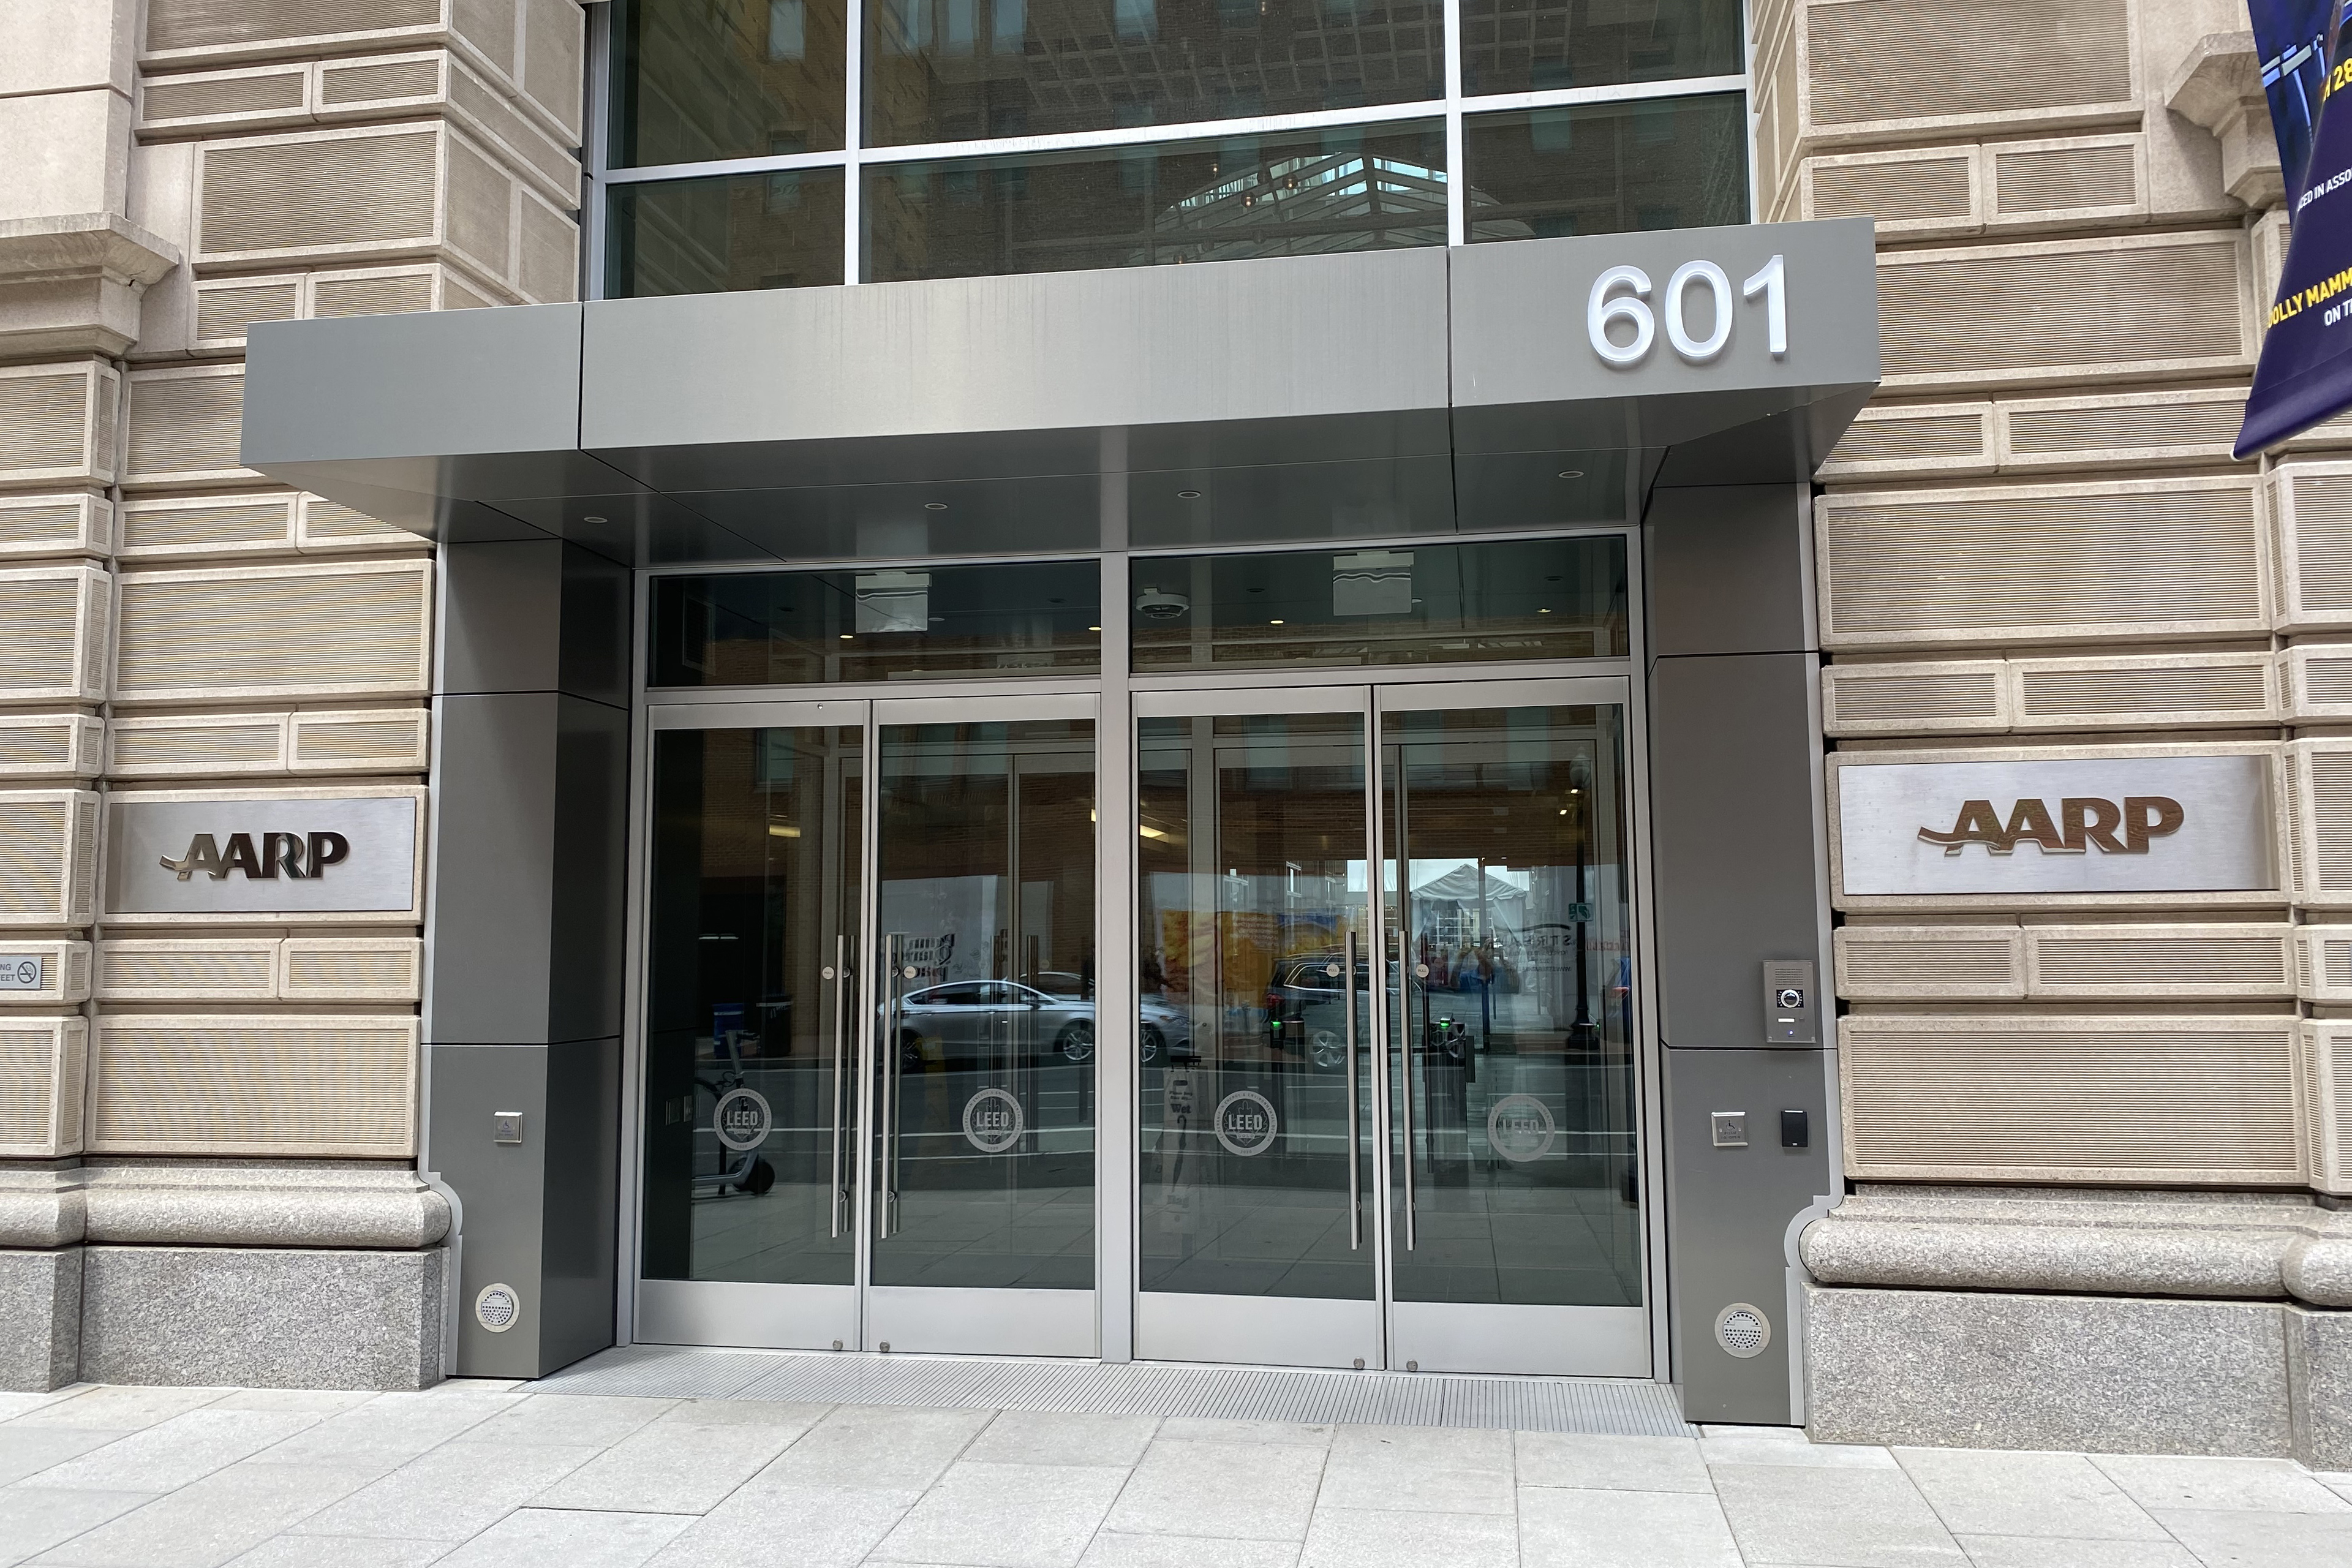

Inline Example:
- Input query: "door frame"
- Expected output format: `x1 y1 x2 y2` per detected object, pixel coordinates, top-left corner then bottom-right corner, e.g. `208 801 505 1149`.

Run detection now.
629 689 1103 1356
1128 674 1649 1375
614 529 1666 1378
1378 676 1653 1376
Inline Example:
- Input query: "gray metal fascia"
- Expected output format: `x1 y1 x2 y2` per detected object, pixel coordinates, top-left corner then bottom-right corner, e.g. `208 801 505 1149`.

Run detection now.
1449 218 1880 457
578 247 1455 485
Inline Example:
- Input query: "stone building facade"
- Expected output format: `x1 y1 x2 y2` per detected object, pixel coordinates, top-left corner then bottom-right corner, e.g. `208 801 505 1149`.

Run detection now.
1762 0 2352 1460
0 0 586 1390
1 0 2348 1466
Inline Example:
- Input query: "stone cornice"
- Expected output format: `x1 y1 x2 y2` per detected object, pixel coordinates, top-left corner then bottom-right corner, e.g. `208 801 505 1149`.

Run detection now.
0 212 180 286
1801 1183 2352 1308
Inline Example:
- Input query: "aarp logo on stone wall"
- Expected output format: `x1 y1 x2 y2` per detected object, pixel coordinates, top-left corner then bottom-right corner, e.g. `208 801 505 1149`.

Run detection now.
1836 755 2274 897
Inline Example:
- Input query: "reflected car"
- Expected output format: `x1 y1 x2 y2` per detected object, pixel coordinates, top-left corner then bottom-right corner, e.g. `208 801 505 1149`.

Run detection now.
894 981 1192 1067
1265 953 1455 1069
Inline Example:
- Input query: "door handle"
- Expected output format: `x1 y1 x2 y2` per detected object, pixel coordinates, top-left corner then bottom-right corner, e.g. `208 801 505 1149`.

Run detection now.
830 932 848 1238
880 933 905 1239
1344 930 1360 1251
1398 929 1416 1252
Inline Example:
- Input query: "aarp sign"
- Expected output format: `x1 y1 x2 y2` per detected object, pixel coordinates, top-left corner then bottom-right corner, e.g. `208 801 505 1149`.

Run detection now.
105 786 426 923
1834 754 2275 898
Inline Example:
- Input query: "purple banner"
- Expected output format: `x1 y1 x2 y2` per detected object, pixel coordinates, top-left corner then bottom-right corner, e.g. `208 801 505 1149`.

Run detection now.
2240 2 2352 454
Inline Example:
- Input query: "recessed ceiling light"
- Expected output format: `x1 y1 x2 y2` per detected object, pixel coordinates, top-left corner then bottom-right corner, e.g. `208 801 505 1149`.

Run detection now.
839 633 854 641
580 514 607 524
1539 608 1552 614
924 502 948 511
1270 619 1284 625
1088 625 1102 631
1556 470 1583 480
1176 489 1201 499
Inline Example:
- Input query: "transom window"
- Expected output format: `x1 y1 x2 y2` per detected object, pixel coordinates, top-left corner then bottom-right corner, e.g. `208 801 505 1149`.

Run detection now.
596 0 1747 295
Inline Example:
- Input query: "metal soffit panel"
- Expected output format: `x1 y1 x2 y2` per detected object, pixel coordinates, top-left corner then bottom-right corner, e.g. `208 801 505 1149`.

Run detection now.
242 223 1880 565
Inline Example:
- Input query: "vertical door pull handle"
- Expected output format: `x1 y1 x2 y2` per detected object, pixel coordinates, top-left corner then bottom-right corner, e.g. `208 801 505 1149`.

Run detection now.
830 932 848 1238
875 930 889 1241
1398 929 1416 1252
1344 930 1361 1250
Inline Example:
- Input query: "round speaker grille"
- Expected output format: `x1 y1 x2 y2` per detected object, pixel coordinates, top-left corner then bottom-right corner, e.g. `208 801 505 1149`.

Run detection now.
475 1283 519 1333
1714 1302 1771 1359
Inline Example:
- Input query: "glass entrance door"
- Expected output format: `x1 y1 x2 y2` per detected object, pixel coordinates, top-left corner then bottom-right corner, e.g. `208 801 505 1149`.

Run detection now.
868 702 1098 1354
1133 679 1647 1375
636 694 1098 1355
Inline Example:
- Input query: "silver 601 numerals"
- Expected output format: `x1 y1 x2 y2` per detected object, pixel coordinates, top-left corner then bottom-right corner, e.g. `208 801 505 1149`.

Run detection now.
1588 254 1787 368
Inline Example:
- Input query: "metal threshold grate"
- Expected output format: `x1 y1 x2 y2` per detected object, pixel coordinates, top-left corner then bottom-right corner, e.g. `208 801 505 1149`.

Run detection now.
533 1344 1695 1436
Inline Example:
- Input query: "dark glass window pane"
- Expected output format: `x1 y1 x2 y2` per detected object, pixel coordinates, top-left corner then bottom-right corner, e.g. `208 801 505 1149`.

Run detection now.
608 170 845 296
864 0 1444 149
865 121 1446 283
612 0 848 165
1463 94 1746 242
651 561 1102 685
1460 0 1741 96
1130 536 1628 673
643 724 862 1285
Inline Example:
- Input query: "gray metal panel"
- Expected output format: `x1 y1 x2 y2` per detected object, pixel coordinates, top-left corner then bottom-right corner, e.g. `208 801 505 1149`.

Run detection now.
440 541 633 704
429 1043 550 1378
538 1035 620 1373
426 692 557 1044
1645 485 1814 658
559 545 633 709
1664 1047 1833 1424
579 249 1453 486
441 541 564 696
1448 219 1880 454
1648 652 1823 1048
549 695 628 1046
246 305 582 463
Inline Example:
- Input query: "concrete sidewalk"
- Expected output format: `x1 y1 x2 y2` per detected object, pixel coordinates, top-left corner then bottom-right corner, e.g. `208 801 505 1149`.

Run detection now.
0 1380 2348 1567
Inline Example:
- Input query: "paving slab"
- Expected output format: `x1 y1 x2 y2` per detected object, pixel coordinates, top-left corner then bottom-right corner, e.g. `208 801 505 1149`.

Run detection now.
0 1489 157 1568
1104 1439 1325 1542
432 1508 689 1568
34 1461 376 1568
288 1441 603 1542
870 1460 1131 1568
1517 1485 1742 1568
32 1411 324 1494
2144 1506 2352 1568
643 1481 921 1567
1516 1432 1712 1494
1296 1506 1517 1568
1892 1448 2169 1541
2089 1453 2352 1515
1711 1461 1968 1568
6 1380 2352 1568
1950 1537 2200 1568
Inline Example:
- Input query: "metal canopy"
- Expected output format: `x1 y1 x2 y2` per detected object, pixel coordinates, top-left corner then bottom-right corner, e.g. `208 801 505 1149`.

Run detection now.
244 218 1879 567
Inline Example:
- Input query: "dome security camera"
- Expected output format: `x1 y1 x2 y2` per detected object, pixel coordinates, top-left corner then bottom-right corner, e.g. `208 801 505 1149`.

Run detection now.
1135 587 1191 620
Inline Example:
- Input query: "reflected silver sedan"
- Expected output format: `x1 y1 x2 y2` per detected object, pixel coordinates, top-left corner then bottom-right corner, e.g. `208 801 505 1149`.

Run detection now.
896 981 1190 1066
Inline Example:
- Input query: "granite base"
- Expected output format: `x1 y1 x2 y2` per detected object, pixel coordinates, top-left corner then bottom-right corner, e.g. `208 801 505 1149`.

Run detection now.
78 1244 448 1390
0 1247 80 1391
1805 1283 2294 1457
